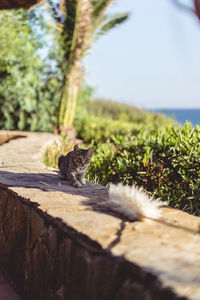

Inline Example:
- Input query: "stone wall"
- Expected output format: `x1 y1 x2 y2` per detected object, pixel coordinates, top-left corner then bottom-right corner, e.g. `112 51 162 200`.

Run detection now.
0 184 184 300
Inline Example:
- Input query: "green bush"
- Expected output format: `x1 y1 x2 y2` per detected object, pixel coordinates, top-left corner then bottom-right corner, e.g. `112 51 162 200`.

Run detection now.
87 122 200 215
86 98 143 121
74 114 143 143
83 98 176 128
0 9 63 132
74 98 177 144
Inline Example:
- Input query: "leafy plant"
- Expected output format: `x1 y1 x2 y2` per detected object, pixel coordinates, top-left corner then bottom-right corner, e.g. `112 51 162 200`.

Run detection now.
74 114 143 143
0 9 63 131
86 99 176 126
87 122 200 215
74 99 177 143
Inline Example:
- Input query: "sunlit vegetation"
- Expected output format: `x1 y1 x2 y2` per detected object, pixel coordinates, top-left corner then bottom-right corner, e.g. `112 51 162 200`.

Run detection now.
0 9 63 131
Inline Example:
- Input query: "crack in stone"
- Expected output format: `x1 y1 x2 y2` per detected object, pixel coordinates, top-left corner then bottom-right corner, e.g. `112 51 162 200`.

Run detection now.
107 220 126 252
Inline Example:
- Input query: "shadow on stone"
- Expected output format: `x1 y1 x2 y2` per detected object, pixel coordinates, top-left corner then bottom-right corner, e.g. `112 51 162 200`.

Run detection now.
0 169 130 223
0 169 107 197
0 134 26 146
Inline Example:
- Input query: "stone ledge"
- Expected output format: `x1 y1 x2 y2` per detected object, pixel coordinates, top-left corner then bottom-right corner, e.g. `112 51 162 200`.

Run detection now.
0 183 182 300
0 130 25 146
0 130 200 300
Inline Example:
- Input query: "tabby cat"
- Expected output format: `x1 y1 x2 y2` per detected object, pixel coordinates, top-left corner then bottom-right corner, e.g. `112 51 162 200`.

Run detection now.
58 145 93 187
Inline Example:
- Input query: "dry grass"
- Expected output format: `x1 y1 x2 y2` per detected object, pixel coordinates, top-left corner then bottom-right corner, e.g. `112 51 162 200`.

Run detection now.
42 137 76 169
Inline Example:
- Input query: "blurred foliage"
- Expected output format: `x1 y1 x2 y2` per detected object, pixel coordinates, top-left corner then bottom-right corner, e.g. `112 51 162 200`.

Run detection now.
0 9 63 131
85 99 173 124
74 98 177 143
74 115 140 143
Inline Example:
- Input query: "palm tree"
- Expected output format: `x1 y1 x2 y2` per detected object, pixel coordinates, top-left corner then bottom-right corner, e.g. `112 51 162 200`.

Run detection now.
49 0 130 132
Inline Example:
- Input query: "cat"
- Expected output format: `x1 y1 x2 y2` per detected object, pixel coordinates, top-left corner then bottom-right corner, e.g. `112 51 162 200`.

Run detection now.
58 144 93 188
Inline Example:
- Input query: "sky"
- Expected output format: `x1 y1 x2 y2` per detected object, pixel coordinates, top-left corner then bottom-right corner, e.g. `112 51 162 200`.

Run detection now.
84 0 200 109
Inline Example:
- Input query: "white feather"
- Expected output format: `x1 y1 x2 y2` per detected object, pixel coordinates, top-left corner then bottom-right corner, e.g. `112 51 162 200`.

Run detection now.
102 183 166 221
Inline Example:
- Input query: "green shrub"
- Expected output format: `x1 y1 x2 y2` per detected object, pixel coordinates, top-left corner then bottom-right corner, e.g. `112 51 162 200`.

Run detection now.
74 98 177 144
84 98 176 128
87 122 200 215
0 9 63 132
74 114 143 143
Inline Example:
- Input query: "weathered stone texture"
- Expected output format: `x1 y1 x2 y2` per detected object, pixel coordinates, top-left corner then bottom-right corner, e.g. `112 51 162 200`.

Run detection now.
0 131 200 299
0 184 183 300
0 131 25 146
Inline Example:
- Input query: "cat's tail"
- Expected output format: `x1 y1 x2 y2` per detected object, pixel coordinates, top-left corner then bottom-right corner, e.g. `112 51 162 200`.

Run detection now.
98 183 166 221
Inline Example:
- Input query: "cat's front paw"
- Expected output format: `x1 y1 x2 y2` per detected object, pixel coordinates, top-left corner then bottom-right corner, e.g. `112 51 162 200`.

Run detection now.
80 179 86 185
73 181 82 188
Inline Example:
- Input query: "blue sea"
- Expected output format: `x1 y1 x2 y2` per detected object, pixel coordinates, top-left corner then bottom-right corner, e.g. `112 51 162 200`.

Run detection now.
152 109 200 127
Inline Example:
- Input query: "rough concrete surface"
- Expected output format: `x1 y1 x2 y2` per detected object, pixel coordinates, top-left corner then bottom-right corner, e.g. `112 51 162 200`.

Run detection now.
0 131 200 300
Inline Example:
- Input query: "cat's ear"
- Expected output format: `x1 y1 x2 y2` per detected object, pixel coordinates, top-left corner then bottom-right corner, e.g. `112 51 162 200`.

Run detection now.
87 148 93 158
74 145 79 152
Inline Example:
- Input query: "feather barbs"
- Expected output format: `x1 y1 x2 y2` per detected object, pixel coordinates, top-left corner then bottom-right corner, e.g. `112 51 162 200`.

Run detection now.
106 183 166 222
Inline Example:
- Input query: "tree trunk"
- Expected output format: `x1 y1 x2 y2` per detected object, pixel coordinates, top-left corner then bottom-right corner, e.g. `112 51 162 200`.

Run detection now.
58 0 92 134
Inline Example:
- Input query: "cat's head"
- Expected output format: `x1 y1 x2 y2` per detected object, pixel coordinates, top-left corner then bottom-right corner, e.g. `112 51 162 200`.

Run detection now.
72 145 93 169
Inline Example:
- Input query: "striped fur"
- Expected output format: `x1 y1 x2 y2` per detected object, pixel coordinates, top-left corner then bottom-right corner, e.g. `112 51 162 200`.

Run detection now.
58 145 93 187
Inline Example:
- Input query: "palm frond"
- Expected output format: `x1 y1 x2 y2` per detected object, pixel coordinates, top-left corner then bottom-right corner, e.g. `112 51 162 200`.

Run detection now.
92 0 114 18
96 12 130 38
